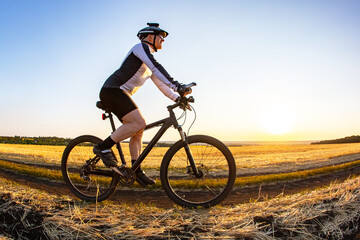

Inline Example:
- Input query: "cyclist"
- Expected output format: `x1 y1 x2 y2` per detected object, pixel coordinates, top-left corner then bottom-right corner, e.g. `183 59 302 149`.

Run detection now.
94 23 189 187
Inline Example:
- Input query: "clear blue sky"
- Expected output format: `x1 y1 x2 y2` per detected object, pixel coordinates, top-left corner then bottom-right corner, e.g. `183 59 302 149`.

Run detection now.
1 0 360 141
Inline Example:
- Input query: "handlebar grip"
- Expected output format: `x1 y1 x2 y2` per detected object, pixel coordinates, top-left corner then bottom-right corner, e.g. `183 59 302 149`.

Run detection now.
183 82 197 89
178 82 196 94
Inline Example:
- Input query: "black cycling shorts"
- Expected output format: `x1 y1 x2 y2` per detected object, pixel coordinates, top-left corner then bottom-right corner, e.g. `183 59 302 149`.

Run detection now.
99 87 138 121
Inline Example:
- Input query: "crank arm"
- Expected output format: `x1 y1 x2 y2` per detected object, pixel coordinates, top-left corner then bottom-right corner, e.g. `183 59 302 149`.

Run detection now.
111 166 125 177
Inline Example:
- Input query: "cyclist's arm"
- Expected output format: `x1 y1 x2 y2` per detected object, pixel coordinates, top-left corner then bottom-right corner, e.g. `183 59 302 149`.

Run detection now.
151 75 179 101
133 43 180 91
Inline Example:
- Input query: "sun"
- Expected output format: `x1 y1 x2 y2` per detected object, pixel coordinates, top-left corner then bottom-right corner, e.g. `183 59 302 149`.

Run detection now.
261 106 294 135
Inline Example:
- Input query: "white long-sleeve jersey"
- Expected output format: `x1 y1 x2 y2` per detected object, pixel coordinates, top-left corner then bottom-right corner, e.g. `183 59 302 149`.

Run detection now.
103 43 179 101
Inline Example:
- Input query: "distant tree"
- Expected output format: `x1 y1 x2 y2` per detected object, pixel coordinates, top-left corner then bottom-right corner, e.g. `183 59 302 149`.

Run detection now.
312 135 360 144
0 136 72 145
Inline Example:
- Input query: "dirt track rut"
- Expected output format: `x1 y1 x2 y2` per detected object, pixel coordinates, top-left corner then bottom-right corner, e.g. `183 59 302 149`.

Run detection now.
1 160 360 208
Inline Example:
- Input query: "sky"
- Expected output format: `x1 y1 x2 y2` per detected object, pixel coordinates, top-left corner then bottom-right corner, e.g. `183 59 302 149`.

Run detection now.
1 0 360 142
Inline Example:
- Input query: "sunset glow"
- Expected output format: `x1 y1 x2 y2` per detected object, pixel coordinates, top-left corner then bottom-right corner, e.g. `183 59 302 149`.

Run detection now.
1 1 359 141
261 106 295 135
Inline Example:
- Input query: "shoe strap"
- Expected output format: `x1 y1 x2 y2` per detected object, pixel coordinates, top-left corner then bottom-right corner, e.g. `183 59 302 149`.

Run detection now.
100 149 112 153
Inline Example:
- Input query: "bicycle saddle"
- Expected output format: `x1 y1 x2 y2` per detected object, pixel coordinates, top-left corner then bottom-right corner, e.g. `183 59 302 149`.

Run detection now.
96 101 109 111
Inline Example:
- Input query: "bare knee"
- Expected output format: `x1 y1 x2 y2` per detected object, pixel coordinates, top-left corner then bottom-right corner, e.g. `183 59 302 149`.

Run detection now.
131 130 144 141
133 118 146 132
123 117 146 133
122 110 146 131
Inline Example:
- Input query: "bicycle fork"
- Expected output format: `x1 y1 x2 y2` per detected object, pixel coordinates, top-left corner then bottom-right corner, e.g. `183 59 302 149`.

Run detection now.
177 126 202 178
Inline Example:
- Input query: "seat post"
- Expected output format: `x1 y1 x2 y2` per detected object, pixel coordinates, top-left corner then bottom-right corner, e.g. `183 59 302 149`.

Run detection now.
107 112 117 132
107 111 126 165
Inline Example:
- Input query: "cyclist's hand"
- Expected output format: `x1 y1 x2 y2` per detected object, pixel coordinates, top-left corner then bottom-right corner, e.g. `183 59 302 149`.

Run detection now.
177 84 192 96
183 88 192 96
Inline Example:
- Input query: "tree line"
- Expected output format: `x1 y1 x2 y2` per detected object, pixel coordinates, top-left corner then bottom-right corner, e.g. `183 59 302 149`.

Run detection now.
0 136 72 146
312 135 360 144
0 136 173 147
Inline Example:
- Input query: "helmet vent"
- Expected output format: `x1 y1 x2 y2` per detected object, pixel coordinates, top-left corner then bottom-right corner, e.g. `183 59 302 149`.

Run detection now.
147 23 159 27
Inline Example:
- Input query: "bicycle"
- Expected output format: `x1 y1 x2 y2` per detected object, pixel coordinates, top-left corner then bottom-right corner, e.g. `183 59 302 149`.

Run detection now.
61 83 236 208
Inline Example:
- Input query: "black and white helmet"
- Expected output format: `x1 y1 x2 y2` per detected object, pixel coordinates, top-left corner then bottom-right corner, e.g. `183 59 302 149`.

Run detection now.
137 23 169 40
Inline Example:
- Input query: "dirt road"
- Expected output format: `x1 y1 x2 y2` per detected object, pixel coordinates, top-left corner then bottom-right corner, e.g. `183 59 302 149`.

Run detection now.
1 157 360 208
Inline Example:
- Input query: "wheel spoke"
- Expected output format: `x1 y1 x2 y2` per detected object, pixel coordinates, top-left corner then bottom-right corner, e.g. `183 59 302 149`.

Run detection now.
161 135 236 208
61 136 119 202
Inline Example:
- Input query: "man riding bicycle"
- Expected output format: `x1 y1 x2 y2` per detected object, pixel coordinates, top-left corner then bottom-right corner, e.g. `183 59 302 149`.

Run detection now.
94 23 190 187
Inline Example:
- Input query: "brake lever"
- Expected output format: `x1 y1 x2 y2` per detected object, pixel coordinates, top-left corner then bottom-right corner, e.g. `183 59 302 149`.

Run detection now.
179 96 194 111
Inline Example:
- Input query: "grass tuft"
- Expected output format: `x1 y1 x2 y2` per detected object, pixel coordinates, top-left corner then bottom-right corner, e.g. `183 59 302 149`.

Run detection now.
1 175 360 239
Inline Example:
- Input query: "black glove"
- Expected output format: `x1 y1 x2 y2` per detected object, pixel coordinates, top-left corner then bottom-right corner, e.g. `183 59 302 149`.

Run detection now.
177 84 192 96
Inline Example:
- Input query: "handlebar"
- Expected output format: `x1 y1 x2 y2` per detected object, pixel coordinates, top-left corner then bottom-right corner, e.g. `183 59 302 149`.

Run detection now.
182 82 197 89
167 82 196 112
178 82 197 97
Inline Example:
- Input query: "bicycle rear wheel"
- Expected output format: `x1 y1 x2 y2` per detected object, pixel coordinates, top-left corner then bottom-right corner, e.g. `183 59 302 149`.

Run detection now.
160 135 236 208
61 135 119 202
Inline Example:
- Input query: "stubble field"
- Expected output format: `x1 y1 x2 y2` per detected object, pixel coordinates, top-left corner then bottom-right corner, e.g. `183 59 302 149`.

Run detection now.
0 142 360 239
1 142 360 172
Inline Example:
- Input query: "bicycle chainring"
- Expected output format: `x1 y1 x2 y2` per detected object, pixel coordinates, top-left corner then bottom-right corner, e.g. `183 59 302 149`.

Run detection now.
117 167 136 186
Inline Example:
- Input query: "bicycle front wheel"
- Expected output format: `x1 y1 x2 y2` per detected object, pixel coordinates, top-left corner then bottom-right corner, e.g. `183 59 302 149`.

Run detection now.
61 135 119 202
160 135 236 208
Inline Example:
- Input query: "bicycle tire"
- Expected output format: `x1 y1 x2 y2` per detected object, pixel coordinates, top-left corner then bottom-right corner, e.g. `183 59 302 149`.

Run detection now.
160 135 236 208
61 135 119 202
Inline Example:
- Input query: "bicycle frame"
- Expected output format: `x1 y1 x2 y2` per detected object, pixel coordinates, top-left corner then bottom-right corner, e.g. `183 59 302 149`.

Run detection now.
104 101 200 177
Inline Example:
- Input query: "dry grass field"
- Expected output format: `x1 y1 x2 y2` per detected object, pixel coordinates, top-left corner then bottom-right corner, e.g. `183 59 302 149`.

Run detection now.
1 142 360 239
1 173 360 239
1 142 359 173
